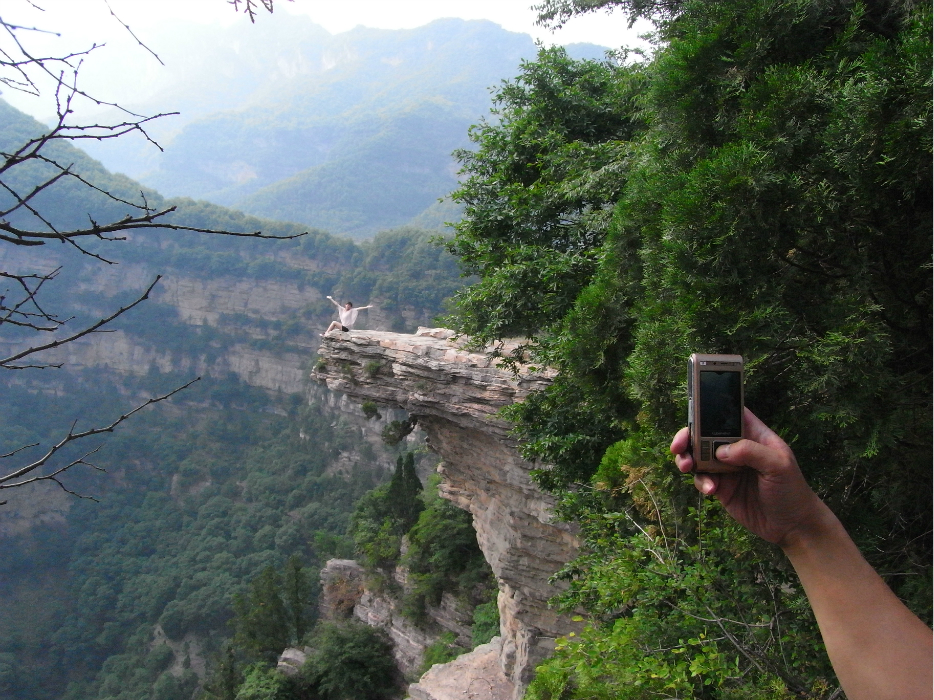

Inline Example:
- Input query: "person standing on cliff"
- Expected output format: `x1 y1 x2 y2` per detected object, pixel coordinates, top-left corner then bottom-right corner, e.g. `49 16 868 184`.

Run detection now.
321 295 373 336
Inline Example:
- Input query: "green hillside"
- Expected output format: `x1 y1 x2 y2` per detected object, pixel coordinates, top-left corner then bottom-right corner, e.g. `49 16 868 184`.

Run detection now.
106 18 608 238
0 97 473 700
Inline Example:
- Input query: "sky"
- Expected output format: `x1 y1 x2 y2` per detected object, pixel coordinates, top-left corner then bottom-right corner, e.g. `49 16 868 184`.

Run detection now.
10 0 647 46
2 0 651 120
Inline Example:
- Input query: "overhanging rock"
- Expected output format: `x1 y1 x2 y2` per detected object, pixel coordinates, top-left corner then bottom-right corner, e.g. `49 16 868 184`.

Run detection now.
314 328 580 698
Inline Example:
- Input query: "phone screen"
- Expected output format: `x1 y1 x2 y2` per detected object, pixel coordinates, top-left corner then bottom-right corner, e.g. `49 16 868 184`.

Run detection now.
700 370 742 437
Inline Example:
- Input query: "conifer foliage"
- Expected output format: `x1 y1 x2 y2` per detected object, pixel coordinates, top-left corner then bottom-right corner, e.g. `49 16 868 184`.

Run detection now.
449 0 931 697
232 556 312 661
351 453 426 572
386 452 425 533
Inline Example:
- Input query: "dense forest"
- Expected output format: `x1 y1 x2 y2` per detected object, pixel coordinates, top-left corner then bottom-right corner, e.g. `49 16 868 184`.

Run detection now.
0 87 476 700
1 0 930 698
443 0 931 697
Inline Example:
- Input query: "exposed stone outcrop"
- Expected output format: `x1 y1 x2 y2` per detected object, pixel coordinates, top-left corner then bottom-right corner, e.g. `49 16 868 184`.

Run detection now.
319 557 477 679
277 647 311 677
319 559 367 620
315 329 580 698
150 624 207 680
408 637 515 700
354 588 436 677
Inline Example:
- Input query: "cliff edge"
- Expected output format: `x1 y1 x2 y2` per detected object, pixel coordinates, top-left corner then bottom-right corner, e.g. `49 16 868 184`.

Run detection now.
314 328 579 698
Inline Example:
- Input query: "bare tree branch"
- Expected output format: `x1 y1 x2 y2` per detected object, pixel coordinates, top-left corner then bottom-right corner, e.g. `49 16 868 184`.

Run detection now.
0 275 162 369
0 268 65 330
228 0 293 23
0 6 303 501
0 205 304 246
104 0 164 66
0 377 201 499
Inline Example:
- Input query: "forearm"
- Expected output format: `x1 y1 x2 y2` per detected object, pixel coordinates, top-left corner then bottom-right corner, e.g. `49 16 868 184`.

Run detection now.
783 506 933 700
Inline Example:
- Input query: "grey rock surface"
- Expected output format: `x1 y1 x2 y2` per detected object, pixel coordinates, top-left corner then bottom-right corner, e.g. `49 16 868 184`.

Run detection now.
276 646 311 677
315 329 581 698
319 559 365 620
319 556 477 677
407 637 515 700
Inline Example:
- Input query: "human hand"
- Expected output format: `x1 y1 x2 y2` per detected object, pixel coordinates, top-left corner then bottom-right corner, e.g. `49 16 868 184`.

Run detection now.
670 408 828 549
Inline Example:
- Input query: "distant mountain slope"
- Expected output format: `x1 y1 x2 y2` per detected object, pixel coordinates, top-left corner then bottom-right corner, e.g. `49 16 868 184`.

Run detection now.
238 100 469 234
80 15 609 238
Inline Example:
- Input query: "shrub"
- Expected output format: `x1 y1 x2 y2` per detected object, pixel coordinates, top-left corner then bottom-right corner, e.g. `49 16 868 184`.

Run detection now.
470 599 500 648
301 621 398 700
419 632 466 675
360 401 381 420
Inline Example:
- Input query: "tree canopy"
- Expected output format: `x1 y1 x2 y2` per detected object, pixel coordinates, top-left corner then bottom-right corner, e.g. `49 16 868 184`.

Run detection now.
447 0 931 696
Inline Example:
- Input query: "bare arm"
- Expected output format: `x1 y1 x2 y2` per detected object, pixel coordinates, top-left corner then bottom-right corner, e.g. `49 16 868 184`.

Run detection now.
325 295 342 309
671 409 932 700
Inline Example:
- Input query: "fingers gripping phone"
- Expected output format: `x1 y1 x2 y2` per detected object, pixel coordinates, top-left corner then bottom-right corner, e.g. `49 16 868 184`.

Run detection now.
688 354 744 472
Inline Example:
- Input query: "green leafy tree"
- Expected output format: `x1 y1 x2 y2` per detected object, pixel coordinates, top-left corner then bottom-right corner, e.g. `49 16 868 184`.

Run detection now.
350 451 425 572
402 477 494 622
200 646 243 700
447 0 932 696
386 452 424 532
301 622 398 700
233 567 291 662
282 556 313 646
470 597 501 648
232 664 293 700
444 46 647 350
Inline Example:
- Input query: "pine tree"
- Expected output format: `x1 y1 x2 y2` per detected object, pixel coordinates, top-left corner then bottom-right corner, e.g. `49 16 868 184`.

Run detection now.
386 452 424 533
282 556 312 645
199 646 242 700
232 566 290 661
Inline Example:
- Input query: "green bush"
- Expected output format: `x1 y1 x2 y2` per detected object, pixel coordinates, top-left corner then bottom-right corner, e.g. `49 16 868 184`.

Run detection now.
231 558 314 662
419 632 467 675
351 453 424 573
360 401 382 420
301 621 398 700
470 599 500 648
402 497 491 622
233 665 292 700
446 1 932 696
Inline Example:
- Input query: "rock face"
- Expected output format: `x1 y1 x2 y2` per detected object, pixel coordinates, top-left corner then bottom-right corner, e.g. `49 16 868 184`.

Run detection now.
319 557 477 679
277 647 312 677
315 329 580 698
319 559 367 621
408 637 515 700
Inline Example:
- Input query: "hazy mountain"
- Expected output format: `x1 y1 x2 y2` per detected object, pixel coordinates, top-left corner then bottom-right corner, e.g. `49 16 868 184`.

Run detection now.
81 15 609 238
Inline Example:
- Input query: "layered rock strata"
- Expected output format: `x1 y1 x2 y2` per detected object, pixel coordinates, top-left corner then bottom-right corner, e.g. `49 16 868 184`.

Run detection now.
314 329 580 698
319 557 476 679
409 637 515 700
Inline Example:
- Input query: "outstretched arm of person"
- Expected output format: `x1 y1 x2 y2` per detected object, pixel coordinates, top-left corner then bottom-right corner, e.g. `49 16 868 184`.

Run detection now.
325 295 342 309
671 409 932 700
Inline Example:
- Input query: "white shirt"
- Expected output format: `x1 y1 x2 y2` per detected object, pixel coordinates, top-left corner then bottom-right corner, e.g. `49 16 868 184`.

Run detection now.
338 306 360 329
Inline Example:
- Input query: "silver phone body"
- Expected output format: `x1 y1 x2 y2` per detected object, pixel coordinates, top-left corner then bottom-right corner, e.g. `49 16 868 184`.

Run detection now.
688 353 744 472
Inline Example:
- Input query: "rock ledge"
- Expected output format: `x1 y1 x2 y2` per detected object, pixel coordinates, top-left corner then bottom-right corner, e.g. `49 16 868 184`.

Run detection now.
315 329 579 698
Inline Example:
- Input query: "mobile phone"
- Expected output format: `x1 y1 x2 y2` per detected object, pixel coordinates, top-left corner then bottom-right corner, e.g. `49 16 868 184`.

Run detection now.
687 353 744 472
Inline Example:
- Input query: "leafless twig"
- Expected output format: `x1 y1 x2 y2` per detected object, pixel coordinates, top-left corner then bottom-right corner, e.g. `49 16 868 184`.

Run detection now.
0 377 201 501
228 0 294 23
103 0 163 65
0 275 161 369
0 5 302 501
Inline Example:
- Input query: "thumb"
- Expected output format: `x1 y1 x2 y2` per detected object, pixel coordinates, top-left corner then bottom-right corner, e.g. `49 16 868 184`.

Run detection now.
715 439 794 477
